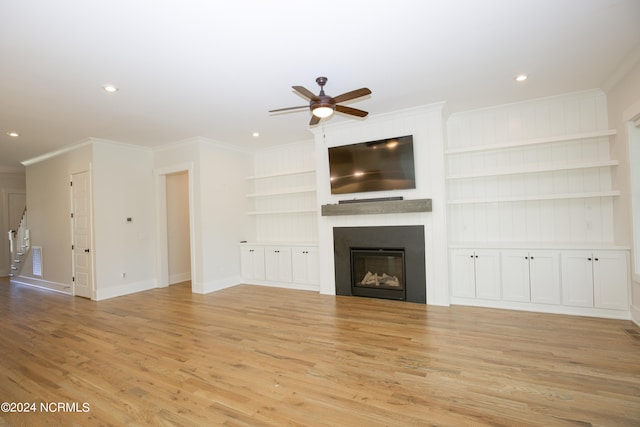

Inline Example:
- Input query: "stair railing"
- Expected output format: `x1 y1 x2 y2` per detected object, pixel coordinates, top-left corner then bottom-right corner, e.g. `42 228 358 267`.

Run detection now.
8 208 28 277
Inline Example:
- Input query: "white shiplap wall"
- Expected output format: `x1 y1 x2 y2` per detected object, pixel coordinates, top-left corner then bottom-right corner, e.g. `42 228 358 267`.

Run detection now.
446 90 619 246
314 103 449 306
250 141 317 243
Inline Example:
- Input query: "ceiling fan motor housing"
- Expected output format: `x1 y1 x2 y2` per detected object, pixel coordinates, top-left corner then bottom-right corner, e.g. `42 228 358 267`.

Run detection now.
311 96 336 114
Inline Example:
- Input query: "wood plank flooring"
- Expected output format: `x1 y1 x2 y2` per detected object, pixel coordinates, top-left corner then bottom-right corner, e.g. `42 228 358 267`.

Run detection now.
1 277 639 426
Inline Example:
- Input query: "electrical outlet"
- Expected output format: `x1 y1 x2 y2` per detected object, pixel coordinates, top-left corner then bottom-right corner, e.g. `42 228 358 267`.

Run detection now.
121 272 126 279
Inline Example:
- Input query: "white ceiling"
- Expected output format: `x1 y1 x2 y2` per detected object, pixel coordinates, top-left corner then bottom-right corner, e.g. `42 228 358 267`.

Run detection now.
1 0 639 171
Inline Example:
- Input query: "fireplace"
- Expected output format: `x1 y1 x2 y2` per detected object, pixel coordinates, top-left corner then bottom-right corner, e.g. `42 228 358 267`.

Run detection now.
334 226 426 303
351 248 406 300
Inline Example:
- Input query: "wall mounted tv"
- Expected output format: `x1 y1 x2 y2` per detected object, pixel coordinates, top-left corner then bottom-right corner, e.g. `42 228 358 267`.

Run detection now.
328 135 416 195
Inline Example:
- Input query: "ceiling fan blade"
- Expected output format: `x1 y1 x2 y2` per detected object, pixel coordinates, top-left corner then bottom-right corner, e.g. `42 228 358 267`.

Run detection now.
309 115 321 126
333 88 371 104
293 86 320 101
335 104 368 117
269 105 308 113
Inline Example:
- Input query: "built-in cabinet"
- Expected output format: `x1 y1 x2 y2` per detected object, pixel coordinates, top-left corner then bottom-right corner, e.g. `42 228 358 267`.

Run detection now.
562 251 629 310
240 243 319 290
501 251 560 304
240 246 265 281
291 246 319 286
446 90 631 319
450 247 629 317
450 249 501 300
265 246 293 282
241 143 319 291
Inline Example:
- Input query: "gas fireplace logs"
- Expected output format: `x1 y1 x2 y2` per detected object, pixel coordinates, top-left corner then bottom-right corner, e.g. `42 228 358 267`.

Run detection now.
360 271 400 287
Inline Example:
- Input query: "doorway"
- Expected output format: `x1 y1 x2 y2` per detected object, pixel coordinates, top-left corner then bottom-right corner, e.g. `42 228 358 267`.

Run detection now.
155 164 195 289
166 171 191 285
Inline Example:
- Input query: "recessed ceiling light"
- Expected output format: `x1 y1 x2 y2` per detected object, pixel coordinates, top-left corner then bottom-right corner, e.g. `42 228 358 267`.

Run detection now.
7 132 19 137
252 132 260 137
515 74 528 82
103 84 119 93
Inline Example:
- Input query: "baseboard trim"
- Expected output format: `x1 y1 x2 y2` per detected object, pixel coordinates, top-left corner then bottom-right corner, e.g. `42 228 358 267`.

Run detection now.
194 276 241 294
450 297 632 320
169 272 191 285
238 279 320 293
630 303 640 327
10 276 72 295
95 279 157 301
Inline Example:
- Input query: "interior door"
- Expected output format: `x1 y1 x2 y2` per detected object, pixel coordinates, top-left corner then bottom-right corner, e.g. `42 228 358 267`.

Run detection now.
71 171 93 299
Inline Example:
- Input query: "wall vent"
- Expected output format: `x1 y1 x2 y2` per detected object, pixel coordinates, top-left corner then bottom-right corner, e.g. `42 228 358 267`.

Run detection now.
32 246 43 277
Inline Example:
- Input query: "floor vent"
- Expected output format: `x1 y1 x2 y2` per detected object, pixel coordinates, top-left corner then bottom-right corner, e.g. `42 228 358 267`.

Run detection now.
32 246 42 277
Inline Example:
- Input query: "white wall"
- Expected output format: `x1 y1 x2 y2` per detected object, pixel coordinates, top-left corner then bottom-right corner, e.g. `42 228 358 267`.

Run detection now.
22 143 92 292
92 141 157 300
314 103 449 306
153 137 252 294
606 51 640 324
0 170 26 277
197 140 252 293
166 171 191 284
250 140 317 243
446 89 616 245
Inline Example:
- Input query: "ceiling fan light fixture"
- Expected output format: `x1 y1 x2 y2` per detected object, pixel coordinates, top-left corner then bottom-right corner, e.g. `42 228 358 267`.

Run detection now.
312 105 334 118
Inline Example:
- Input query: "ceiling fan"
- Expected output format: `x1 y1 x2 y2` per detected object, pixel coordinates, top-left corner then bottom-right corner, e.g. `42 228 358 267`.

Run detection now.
269 77 371 125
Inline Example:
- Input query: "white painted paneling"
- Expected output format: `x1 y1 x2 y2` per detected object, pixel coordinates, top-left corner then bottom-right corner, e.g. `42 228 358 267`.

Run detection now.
250 141 317 244
315 104 449 306
446 90 618 246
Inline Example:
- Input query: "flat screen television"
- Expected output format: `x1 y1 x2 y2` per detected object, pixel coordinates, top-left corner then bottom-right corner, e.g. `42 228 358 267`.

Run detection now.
328 135 416 195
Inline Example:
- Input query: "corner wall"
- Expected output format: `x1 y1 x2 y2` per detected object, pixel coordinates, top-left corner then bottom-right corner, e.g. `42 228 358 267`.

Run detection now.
21 144 92 293
606 49 640 325
92 141 157 300
153 137 252 294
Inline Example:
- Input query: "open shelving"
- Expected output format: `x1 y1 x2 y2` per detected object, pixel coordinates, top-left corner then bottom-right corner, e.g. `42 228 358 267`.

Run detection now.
445 129 616 155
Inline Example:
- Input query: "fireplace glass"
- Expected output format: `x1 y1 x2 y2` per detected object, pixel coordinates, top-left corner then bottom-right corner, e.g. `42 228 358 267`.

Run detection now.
351 249 405 292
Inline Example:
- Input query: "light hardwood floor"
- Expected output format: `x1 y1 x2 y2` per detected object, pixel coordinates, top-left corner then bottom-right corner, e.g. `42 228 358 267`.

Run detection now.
1 277 639 426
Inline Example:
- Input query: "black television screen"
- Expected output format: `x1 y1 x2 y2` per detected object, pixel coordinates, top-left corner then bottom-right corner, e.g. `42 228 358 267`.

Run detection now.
328 135 416 195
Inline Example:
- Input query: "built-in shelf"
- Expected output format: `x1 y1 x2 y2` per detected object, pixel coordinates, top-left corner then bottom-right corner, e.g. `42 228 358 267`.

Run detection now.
445 129 616 155
446 160 619 180
447 191 621 205
248 209 317 216
245 169 315 180
246 187 316 198
321 199 432 216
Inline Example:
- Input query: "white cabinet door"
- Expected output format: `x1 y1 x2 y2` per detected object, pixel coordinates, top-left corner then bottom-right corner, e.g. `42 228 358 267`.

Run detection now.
593 252 629 310
562 251 594 307
240 246 265 280
265 246 292 282
529 251 561 305
292 246 319 285
450 249 476 298
501 250 530 302
475 250 501 300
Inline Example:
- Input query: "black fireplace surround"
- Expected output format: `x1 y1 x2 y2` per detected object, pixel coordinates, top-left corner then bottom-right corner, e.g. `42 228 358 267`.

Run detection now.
333 226 426 303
